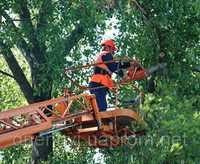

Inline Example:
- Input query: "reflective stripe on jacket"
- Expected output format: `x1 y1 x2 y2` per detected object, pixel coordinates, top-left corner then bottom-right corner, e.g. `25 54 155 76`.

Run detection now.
95 51 112 75
90 74 114 89
90 51 114 89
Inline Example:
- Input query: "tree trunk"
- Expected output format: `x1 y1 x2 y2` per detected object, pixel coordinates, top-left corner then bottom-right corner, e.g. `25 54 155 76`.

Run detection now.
32 134 53 163
30 65 53 163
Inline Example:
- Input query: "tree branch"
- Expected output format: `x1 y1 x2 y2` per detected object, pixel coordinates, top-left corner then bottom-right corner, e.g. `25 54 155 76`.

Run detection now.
64 24 85 53
131 0 166 53
37 0 52 30
193 65 200 72
0 70 15 79
17 0 45 64
132 0 148 19
1 10 34 65
0 41 34 103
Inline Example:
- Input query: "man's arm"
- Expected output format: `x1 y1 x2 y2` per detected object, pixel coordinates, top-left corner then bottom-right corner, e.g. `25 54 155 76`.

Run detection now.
102 54 130 77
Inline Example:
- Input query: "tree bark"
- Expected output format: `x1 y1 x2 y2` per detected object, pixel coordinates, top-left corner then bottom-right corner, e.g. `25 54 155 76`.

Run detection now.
0 70 15 79
1 0 90 162
131 1 167 93
0 42 34 103
193 65 200 72
32 130 53 163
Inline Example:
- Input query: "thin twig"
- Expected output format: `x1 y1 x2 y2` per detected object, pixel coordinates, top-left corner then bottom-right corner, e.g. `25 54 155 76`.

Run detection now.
0 70 15 79
132 0 148 18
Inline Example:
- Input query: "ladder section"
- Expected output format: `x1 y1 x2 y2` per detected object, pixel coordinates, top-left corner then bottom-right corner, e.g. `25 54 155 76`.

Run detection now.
0 93 146 149
0 107 51 148
0 94 97 149
0 96 68 149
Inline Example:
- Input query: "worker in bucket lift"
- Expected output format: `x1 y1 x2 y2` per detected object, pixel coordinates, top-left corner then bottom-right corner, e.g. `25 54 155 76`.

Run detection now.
89 39 135 112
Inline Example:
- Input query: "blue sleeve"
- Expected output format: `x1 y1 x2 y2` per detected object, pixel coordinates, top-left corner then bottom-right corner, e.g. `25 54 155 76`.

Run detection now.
102 54 118 72
102 54 131 76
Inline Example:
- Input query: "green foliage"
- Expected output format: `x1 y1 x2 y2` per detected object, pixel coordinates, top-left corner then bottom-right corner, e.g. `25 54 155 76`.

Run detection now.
0 54 27 110
42 134 96 164
0 0 200 163
102 81 200 163
0 54 31 162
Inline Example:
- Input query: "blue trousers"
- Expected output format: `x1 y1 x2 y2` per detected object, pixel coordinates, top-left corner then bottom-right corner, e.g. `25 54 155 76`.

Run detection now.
89 82 108 112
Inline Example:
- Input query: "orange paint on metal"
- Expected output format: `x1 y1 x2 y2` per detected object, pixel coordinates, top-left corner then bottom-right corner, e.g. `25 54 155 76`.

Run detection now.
0 93 145 149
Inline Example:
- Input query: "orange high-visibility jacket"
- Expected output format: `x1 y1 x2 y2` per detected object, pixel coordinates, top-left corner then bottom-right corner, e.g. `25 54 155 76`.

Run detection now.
90 51 114 89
